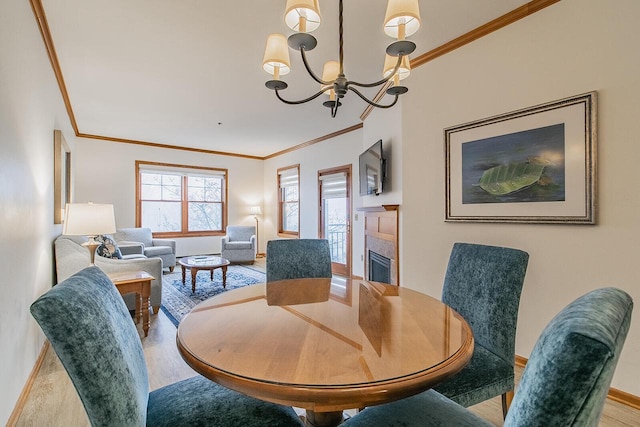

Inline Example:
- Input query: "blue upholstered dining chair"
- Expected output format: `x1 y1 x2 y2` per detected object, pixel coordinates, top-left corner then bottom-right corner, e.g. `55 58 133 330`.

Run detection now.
432 242 529 417
266 238 332 282
342 287 633 426
30 267 303 427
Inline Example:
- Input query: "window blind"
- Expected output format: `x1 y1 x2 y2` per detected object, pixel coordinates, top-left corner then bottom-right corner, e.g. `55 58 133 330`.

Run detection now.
320 172 347 199
279 167 299 189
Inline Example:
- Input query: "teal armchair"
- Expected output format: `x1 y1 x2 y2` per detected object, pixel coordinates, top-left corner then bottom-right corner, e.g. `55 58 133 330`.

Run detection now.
30 267 303 427
342 287 633 426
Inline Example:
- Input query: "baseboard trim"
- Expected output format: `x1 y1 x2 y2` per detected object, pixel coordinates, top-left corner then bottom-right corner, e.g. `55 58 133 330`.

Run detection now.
607 388 640 411
6 341 50 426
514 354 640 410
514 354 528 368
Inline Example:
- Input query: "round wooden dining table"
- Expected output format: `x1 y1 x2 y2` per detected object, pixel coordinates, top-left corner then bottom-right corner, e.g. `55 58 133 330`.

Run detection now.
176 278 474 427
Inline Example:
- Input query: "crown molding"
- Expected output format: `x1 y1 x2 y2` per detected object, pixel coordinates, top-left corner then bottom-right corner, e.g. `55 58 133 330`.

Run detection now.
30 0 78 135
262 123 363 160
77 133 264 160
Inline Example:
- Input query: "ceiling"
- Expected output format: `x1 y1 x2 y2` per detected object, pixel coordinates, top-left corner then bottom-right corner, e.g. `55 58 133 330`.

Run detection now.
40 0 532 158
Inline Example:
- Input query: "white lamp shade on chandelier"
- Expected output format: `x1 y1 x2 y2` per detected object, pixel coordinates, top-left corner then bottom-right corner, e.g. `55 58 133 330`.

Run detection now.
384 0 422 39
383 53 411 81
285 0 321 33
321 60 340 95
63 203 116 237
262 34 291 78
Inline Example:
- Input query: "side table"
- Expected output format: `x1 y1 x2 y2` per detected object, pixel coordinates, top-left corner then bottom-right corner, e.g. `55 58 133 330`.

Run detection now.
107 271 154 337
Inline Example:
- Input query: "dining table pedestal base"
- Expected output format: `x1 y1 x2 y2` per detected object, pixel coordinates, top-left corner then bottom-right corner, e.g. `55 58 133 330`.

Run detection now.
305 410 343 427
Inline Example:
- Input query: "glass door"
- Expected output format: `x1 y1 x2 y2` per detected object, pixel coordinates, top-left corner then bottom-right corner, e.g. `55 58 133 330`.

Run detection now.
318 166 351 277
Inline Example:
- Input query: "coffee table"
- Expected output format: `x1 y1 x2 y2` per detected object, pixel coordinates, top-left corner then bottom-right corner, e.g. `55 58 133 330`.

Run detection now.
178 256 231 293
177 278 474 426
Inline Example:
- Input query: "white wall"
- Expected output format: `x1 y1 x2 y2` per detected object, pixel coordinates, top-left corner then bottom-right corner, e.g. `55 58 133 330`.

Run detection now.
263 130 365 277
0 1 78 423
361 103 403 208
400 0 640 395
73 138 264 256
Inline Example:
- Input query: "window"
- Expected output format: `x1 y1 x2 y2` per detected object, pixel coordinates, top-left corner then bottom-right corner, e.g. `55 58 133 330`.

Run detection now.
136 161 227 237
278 165 299 236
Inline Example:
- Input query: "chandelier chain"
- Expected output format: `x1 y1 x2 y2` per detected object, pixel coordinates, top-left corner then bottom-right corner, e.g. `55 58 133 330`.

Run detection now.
339 0 344 76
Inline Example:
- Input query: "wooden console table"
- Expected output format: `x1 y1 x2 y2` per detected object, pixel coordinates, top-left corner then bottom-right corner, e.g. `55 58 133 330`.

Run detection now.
107 271 154 337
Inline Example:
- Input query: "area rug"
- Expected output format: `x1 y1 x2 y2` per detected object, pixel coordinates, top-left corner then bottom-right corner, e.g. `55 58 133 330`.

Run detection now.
161 265 265 326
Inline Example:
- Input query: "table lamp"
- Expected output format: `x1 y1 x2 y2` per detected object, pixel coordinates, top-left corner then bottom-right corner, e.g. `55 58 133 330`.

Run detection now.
63 203 116 265
249 206 264 258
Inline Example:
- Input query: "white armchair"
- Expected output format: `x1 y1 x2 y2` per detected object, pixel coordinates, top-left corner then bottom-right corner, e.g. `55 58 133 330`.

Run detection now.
220 226 256 264
114 227 176 272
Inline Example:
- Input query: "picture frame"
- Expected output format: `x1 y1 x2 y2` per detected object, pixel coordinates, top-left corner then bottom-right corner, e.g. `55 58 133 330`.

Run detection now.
54 130 71 224
445 92 597 224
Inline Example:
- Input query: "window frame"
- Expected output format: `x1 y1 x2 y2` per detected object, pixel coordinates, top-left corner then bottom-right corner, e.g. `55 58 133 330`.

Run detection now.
277 164 300 238
136 161 228 238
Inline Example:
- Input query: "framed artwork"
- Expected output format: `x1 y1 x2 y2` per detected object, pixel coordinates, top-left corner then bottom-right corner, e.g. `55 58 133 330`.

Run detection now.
445 92 597 224
54 130 71 224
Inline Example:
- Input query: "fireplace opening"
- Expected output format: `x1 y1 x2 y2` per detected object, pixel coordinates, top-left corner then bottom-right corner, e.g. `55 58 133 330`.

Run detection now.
369 251 391 284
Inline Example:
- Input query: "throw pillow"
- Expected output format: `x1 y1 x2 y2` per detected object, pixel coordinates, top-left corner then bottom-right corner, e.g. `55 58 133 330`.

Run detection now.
96 235 123 259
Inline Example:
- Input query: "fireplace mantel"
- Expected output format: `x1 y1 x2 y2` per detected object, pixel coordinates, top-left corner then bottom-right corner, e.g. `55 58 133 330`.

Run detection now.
361 205 399 285
356 204 399 212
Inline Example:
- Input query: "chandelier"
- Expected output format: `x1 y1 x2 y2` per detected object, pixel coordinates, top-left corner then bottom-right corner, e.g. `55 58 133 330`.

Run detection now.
262 0 421 118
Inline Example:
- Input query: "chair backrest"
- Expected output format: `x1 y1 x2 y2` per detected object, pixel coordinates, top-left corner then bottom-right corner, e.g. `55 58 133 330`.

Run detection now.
227 225 256 242
30 267 149 426
114 227 154 247
266 239 332 282
505 288 633 427
442 242 529 365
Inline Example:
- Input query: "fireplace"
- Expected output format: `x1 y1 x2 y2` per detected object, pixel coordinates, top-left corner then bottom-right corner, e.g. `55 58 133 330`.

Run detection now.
369 251 391 284
359 205 399 285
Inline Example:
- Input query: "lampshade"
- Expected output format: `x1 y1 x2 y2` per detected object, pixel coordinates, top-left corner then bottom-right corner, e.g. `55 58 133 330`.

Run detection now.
263 34 291 78
285 0 321 33
63 203 116 236
383 54 411 81
320 60 340 94
384 0 421 39
250 206 263 216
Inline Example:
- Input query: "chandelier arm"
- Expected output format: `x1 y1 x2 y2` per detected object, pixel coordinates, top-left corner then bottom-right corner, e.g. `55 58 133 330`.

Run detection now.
300 48 332 86
274 88 327 105
348 87 400 109
347 56 402 88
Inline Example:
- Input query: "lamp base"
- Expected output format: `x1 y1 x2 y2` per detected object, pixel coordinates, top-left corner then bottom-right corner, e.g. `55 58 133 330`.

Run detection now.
82 236 101 266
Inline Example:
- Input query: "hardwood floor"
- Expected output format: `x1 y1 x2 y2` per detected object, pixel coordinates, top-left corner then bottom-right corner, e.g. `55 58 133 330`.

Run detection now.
14 260 639 426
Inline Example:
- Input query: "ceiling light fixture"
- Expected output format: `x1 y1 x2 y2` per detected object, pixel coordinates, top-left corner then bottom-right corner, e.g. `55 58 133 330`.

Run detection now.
263 0 421 118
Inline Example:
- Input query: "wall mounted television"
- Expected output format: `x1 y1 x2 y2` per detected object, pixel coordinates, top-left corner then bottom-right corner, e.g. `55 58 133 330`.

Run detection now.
359 139 386 196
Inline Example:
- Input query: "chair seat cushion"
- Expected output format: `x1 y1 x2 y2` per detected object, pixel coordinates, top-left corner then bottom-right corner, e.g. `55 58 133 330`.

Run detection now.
225 241 253 250
342 389 492 427
144 246 173 257
433 344 514 407
147 375 303 427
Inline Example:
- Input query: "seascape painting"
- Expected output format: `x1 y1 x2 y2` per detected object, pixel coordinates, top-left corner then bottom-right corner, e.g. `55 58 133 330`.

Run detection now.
461 123 565 204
